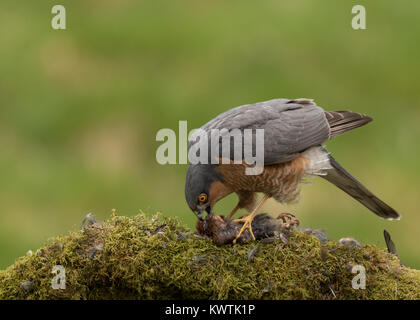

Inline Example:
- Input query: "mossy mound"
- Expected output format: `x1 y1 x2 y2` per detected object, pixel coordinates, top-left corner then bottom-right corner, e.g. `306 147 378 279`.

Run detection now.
0 213 419 300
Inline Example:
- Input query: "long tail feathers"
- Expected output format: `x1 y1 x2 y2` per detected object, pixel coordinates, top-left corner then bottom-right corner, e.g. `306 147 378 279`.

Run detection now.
325 111 373 138
322 155 400 220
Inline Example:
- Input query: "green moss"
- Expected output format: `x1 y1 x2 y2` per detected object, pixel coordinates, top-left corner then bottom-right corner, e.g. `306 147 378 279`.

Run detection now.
0 212 419 300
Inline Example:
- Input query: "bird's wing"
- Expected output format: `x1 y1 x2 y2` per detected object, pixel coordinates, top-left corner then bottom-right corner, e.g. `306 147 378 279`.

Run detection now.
189 98 331 165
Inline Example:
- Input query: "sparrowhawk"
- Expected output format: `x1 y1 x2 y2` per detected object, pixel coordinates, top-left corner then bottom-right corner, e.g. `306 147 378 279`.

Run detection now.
185 98 400 242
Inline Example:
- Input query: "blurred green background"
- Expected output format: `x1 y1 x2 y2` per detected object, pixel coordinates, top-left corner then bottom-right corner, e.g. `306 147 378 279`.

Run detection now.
0 0 419 269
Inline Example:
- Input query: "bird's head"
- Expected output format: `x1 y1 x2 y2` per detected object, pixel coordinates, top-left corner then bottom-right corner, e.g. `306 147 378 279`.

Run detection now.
185 164 230 220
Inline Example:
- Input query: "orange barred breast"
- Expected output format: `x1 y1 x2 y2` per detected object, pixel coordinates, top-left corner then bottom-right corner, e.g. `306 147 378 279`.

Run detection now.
215 155 310 204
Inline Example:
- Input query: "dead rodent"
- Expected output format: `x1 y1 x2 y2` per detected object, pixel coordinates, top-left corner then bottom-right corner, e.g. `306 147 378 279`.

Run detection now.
196 213 298 245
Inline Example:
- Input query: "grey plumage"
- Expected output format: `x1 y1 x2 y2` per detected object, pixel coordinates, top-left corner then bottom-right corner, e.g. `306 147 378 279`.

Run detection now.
190 98 330 164
189 98 372 165
186 98 400 221
185 164 223 212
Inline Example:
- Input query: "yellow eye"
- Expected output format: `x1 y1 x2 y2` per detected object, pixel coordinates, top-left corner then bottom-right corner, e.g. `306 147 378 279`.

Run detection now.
199 194 207 203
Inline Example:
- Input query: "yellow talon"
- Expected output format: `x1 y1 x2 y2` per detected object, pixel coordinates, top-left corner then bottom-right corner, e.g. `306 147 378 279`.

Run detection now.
232 215 256 244
231 194 270 244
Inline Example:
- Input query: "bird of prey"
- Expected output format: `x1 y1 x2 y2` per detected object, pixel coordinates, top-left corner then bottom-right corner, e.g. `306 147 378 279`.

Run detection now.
185 98 400 242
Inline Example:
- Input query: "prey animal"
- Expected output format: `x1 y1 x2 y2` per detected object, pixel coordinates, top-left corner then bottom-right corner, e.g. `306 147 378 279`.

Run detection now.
185 98 400 243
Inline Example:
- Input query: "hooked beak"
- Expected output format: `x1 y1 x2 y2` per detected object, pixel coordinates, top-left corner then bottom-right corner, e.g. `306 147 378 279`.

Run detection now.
196 206 212 221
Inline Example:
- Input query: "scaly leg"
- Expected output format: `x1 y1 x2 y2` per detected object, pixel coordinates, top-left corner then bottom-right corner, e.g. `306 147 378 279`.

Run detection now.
233 194 270 244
